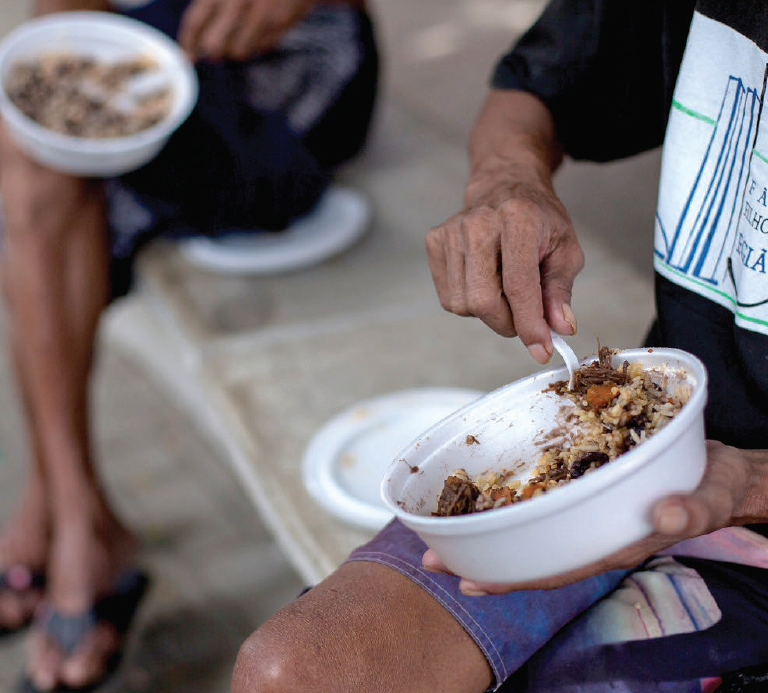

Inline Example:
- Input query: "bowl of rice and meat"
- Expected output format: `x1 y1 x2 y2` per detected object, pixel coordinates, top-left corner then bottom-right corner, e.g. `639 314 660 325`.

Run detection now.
0 12 198 176
5 52 173 140
381 346 708 583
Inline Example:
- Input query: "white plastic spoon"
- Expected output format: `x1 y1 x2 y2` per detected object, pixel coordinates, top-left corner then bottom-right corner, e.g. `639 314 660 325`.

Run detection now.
550 328 579 390
112 69 172 112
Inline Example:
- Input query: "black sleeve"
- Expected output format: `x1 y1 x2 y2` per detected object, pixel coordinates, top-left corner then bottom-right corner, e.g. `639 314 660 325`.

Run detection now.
491 0 696 162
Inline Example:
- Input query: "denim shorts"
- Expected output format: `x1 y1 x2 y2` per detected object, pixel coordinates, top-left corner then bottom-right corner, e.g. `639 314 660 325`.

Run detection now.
347 519 768 692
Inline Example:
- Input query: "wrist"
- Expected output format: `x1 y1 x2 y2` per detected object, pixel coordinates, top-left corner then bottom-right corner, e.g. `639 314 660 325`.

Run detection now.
733 448 768 525
465 90 562 209
464 149 561 212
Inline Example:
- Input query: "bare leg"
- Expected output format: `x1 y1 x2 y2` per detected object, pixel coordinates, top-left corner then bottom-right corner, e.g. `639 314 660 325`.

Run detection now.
0 125 138 689
0 307 51 622
231 561 493 693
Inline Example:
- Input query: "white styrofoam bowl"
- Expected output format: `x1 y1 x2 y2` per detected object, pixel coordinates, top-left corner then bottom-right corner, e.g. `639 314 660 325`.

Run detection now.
381 348 708 583
0 11 198 176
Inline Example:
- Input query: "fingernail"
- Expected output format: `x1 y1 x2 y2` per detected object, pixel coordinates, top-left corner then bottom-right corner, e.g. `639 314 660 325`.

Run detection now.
655 505 688 535
562 303 577 335
528 343 552 364
421 563 441 573
460 586 489 597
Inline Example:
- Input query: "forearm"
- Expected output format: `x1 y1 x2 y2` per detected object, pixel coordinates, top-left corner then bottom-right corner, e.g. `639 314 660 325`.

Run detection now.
33 0 110 16
465 89 564 208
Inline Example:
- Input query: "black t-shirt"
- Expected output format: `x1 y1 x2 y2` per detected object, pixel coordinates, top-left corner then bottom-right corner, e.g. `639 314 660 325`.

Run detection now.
493 0 768 452
492 0 697 162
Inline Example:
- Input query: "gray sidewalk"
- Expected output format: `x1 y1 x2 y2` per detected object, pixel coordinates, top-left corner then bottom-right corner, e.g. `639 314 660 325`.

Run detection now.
0 1 661 690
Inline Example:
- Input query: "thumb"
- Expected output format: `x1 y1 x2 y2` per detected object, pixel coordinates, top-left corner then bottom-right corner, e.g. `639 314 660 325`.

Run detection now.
652 500 691 536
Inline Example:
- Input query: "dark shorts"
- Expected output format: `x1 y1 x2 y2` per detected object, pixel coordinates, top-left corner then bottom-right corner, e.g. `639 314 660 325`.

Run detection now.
107 0 378 297
347 519 768 692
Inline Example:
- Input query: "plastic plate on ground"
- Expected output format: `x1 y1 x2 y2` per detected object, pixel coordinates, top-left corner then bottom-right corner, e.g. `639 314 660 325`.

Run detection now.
302 388 484 532
178 185 370 275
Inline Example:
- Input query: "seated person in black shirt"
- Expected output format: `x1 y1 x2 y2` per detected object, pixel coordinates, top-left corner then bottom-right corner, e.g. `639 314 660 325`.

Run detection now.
232 2 768 692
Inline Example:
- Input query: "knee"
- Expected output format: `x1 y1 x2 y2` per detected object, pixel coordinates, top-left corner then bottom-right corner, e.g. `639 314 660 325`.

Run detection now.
231 626 304 693
232 601 357 693
1 171 101 240
0 140 102 240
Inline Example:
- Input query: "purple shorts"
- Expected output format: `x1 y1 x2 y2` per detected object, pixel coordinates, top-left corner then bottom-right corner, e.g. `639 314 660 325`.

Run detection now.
347 519 768 692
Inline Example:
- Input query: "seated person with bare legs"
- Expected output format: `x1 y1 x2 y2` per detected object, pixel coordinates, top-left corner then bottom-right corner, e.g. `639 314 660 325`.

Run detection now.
231 2 768 691
0 0 377 690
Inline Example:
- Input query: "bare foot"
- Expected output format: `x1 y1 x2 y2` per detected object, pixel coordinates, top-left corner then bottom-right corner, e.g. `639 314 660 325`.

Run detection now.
0 481 49 630
26 507 140 691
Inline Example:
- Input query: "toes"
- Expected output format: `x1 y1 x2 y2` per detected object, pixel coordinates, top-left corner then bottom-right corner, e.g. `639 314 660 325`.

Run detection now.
27 622 119 691
27 627 65 692
1 588 43 629
60 624 119 688
0 567 44 629
20 590 43 618
0 592 27 629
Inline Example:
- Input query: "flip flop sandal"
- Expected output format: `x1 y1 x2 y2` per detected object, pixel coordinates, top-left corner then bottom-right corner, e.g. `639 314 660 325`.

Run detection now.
18 568 150 693
0 565 46 636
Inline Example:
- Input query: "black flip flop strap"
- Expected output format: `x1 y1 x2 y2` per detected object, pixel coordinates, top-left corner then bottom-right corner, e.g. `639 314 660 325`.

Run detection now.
37 570 148 657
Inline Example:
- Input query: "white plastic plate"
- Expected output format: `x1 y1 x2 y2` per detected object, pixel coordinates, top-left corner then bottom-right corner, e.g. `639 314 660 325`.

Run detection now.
179 185 370 275
302 387 484 531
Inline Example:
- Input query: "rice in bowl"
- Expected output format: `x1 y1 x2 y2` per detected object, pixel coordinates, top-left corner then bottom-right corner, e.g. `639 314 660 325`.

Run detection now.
434 346 692 517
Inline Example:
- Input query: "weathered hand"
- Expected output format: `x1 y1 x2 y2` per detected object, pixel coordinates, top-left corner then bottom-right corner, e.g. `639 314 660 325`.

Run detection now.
425 174 584 364
422 440 761 595
178 0 313 61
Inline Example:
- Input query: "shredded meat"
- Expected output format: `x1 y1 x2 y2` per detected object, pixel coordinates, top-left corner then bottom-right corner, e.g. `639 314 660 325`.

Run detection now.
571 345 631 395
433 475 479 517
